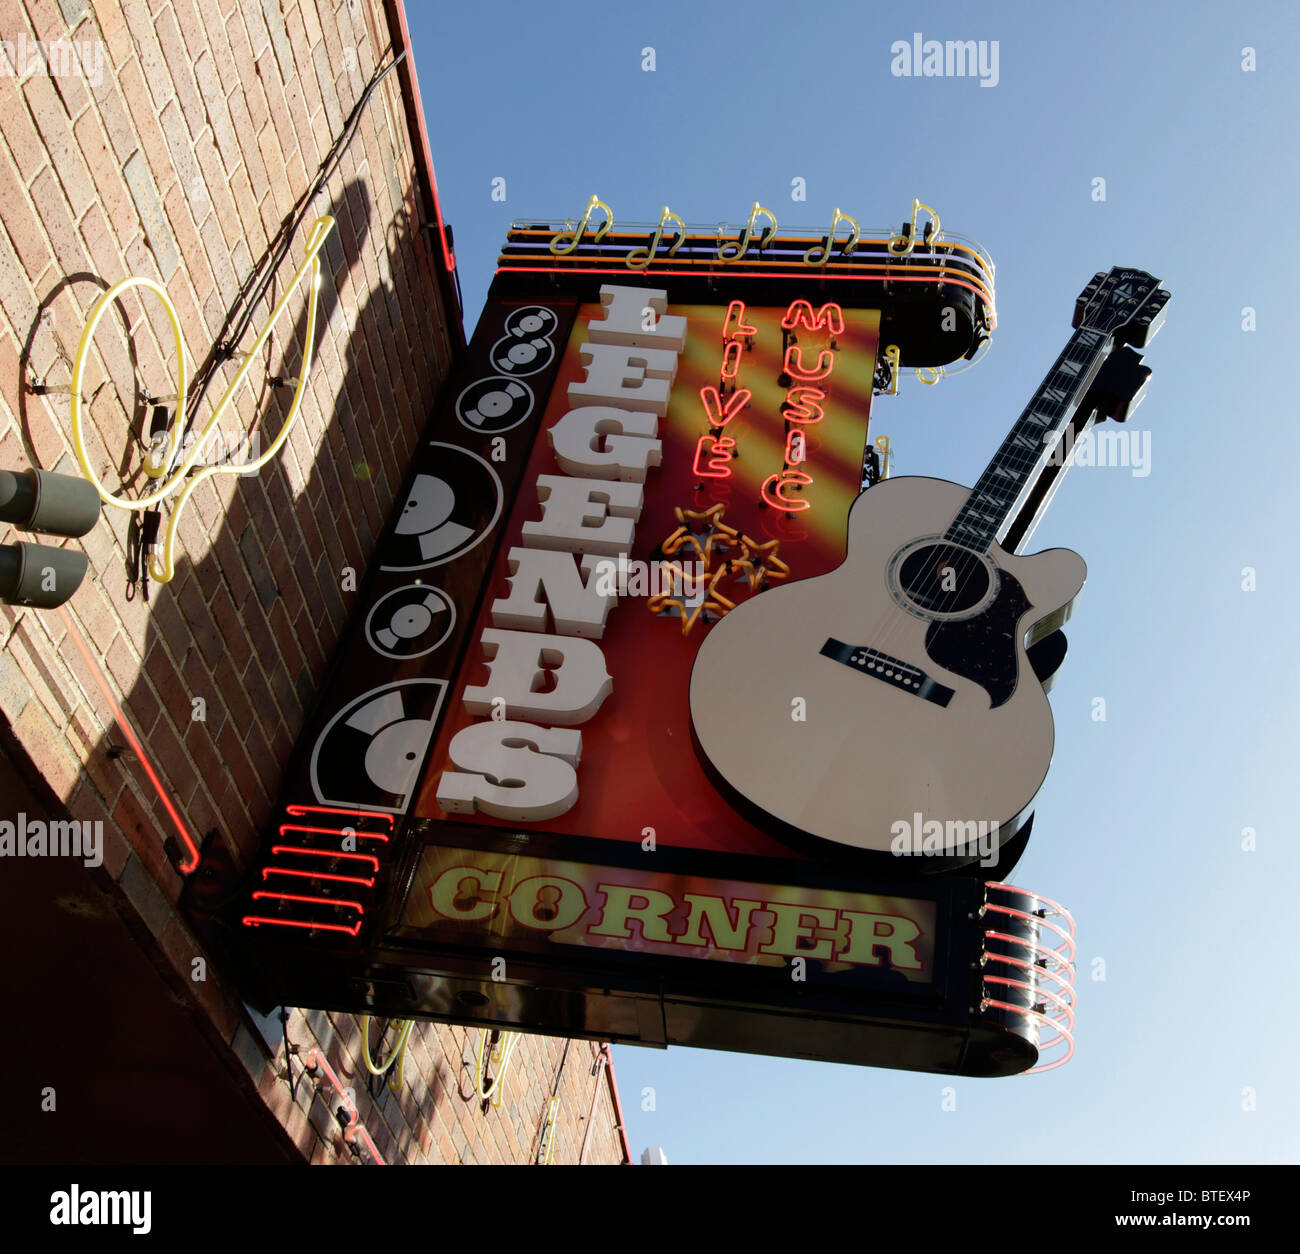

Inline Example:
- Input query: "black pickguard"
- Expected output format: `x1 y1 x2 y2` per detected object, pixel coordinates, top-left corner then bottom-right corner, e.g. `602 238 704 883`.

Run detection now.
924 571 1032 709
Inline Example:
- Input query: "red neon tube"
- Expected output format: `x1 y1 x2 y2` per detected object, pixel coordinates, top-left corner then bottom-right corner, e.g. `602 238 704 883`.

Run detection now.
56 605 201 874
302 1047 386 1164
262 866 377 889
250 890 365 914
494 264 996 327
270 846 381 872
241 915 363 937
278 824 390 842
601 1044 633 1165
283 804 394 828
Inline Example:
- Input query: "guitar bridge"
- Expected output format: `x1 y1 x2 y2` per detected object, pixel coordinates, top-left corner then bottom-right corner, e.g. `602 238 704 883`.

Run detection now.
820 638 954 707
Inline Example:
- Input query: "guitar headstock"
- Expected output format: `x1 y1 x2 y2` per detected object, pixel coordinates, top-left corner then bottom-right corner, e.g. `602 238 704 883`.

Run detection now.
1073 268 1170 347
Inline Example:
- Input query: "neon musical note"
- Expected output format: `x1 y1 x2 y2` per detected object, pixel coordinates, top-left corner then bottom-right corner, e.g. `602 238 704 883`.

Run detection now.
699 386 751 428
874 434 892 480
802 208 859 265
693 434 738 479
761 469 813 512
549 194 614 255
881 343 902 395
625 204 685 269
717 202 778 261
887 198 942 256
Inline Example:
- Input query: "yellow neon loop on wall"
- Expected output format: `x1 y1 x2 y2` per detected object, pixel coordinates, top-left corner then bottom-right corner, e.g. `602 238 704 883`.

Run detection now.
625 205 685 269
549 195 614 255
69 214 336 585
916 364 945 385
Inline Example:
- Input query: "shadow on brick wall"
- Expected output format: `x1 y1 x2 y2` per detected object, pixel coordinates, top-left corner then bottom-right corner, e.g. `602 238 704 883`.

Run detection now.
4 166 463 1159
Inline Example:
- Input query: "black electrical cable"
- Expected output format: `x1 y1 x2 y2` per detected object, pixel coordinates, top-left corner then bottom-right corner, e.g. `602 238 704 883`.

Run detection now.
535 1038 572 1163
182 48 409 430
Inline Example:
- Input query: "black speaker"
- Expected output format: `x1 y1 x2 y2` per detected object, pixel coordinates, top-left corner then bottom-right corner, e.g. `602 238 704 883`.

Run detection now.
0 468 101 607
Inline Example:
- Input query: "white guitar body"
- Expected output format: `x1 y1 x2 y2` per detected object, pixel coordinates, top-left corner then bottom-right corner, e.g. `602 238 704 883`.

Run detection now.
689 476 1086 871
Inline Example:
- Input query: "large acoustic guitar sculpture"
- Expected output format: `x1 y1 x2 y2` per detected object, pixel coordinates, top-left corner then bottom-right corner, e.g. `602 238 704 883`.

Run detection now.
690 268 1169 873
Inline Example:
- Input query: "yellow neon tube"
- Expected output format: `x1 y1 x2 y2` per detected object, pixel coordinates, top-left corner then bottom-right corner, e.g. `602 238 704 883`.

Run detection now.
68 215 336 584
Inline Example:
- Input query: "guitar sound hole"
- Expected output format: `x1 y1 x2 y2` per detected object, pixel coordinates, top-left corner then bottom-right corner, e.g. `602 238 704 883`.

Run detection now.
898 543 991 614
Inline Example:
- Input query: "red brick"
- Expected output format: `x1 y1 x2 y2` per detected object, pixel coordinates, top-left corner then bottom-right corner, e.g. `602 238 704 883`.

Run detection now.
197 1 240 97
111 782 173 884
239 0 273 61
209 582 253 672
0 70 47 183
242 657 284 749
243 61 270 135
211 648 256 731
152 5 206 138
160 181 215 306
8 619 78 725
192 129 240 233
226 87 269 203
22 72 98 217
28 162 93 280
257 120 292 224
182 714 226 797
48 43 93 122
68 776 130 881
179 631 228 725
78 201 125 292
0 149 53 279
103 632 143 696
14 697 81 800
117 56 174 193
281 72 318 169
215 719 261 805
91 0 135 74
199 213 239 308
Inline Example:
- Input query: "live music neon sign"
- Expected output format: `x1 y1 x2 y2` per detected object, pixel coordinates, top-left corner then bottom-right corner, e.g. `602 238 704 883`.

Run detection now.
691 299 845 512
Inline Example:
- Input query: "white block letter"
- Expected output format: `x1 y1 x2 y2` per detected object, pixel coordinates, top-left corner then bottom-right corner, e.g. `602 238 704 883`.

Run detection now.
490 547 615 638
567 343 678 416
549 406 662 482
586 284 687 351
464 628 612 725
436 721 582 821
522 474 643 557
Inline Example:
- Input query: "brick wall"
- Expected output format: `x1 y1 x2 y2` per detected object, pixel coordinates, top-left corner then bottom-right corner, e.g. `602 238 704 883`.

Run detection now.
0 0 628 1165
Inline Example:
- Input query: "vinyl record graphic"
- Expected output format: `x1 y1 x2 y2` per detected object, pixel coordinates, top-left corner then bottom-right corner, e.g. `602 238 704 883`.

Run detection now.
364 584 456 660
503 305 558 339
455 376 534 434
379 443 502 571
310 680 448 813
488 333 555 376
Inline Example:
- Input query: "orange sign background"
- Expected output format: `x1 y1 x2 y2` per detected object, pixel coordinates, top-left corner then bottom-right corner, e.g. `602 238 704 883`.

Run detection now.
414 301 880 859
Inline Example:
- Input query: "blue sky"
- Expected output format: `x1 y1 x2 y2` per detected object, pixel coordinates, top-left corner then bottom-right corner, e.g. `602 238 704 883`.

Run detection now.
409 0 1300 1163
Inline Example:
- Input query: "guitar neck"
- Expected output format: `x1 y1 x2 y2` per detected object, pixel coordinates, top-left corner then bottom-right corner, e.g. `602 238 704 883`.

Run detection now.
945 326 1112 553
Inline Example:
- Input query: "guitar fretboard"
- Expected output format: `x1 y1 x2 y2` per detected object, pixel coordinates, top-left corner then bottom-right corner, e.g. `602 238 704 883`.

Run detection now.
945 328 1110 553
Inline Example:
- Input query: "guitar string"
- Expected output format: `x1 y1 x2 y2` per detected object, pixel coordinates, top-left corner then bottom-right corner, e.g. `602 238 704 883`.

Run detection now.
858 318 1124 671
885 277 1155 648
